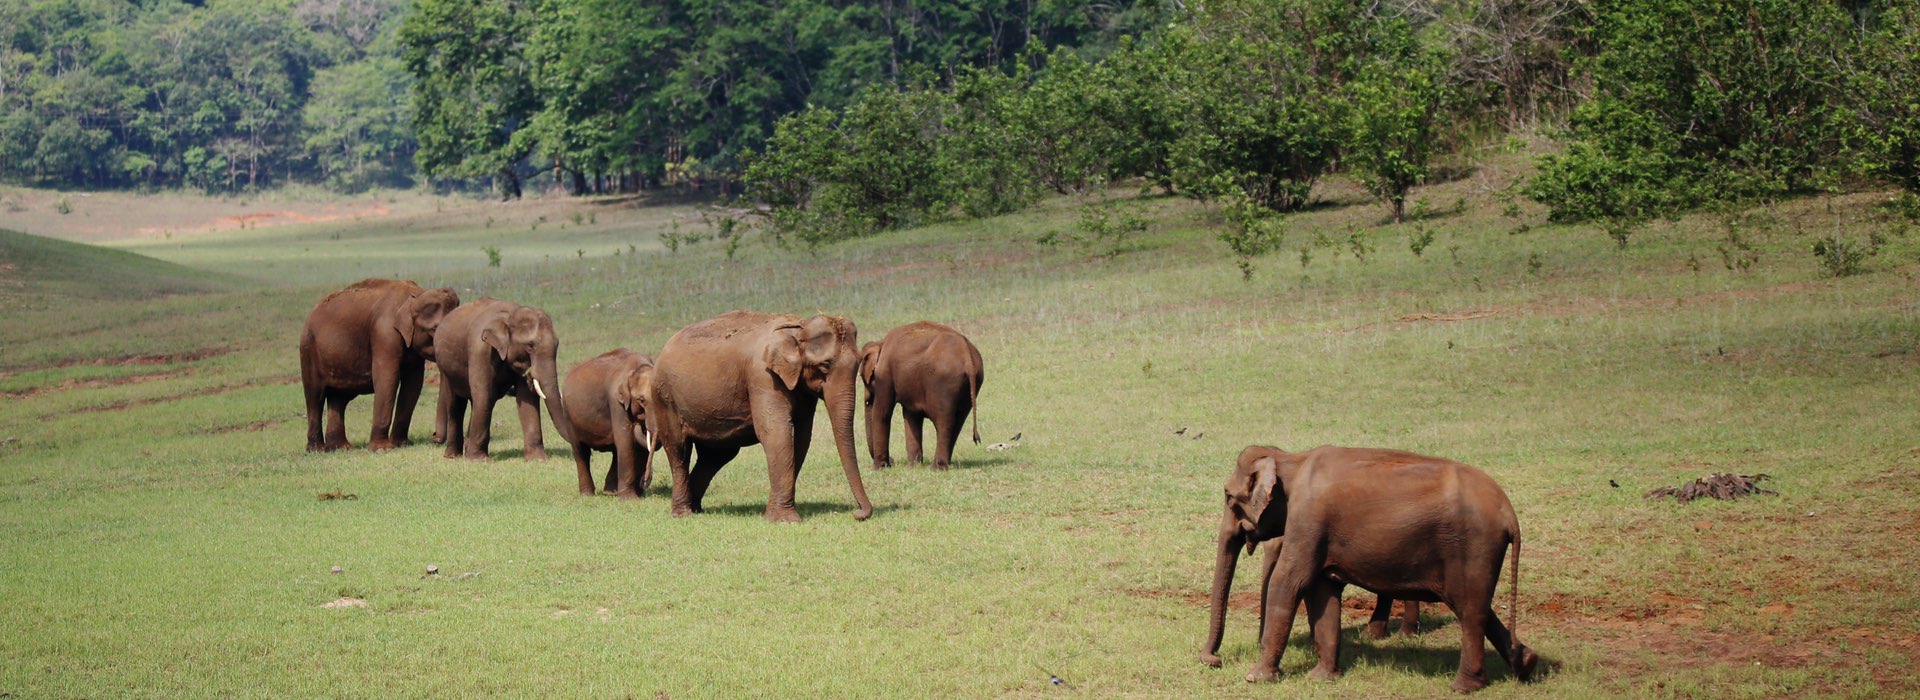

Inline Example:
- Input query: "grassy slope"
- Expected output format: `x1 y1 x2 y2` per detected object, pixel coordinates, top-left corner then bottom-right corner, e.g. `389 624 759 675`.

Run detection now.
1 160 1917 698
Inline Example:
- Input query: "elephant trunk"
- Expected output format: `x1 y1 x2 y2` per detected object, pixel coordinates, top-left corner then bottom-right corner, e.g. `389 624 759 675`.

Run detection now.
827 372 873 520
535 360 576 447
1201 513 1244 668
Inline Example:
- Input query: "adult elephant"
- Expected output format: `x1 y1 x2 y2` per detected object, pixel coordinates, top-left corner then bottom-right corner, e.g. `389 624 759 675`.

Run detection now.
646 310 874 523
860 321 984 470
560 349 656 498
299 278 459 452
432 298 574 461
1204 445 1537 693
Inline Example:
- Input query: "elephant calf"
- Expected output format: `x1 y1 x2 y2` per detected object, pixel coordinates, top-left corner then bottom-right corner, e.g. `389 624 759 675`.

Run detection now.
560 349 656 498
1205 445 1538 693
860 321 984 470
299 278 458 452
432 298 575 461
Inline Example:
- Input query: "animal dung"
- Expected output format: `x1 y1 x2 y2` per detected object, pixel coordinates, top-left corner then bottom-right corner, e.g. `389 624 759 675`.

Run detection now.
425 564 440 576
1642 473 1778 504
330 565 343 574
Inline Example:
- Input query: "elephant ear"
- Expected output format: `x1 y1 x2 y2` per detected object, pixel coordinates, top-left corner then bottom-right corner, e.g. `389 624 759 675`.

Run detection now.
395 293 422 348
1243 453 1284 551
479 319 512 362
859 342 881 387
801 315 855 369
613 374 634 414
765 330 805 391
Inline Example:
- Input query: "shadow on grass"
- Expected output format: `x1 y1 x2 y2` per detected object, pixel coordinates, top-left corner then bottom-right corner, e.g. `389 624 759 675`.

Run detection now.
1331 621 1560 687
876 453 1019 471
698 501 915 519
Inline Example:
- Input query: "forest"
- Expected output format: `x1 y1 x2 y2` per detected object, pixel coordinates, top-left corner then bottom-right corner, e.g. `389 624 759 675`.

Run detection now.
5 0 1920 245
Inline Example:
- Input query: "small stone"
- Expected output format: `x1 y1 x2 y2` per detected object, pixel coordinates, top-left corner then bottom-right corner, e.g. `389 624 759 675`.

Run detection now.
1693 520 1713 531
426 564 440 575
330 566 342 574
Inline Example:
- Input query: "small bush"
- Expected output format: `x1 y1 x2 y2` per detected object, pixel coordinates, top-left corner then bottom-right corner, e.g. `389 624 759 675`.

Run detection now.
55 197 71 215
1407 224 1436 257
1812 231 1882 277
482 246 502 268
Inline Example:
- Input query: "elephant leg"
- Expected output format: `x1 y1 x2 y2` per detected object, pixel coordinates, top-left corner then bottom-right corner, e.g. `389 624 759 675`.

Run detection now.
442 393 468 459
463 377 495 460
789 400 815 480
1402 600 1422 636
1256 540 1282 642
323 391 353 450
571 444 595 496
663 439 696 516
687 444 739 514
609 423 640 499
515 383 548 461
366 352 402 451
930 402 961 471
868 389 896 469
1367 595 1396 639
389 358 425 447
601 453 620 495
1482 610 1538 682
304 379 327 452
1304 579 1346 682
752 395 804 523
903 409 927 466
431 381 449 444
1448 591 1496 692
1248 539 1319 683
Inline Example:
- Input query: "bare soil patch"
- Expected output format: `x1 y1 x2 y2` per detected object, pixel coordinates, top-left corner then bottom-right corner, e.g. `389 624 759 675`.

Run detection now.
2 369 188 398
74 376 296 414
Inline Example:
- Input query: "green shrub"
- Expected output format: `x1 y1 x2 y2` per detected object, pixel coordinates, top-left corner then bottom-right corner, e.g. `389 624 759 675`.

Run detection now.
1344 55 1451 223
482 245 502 268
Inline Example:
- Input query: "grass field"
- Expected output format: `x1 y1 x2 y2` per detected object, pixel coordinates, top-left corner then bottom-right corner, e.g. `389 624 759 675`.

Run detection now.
2 158 1918 698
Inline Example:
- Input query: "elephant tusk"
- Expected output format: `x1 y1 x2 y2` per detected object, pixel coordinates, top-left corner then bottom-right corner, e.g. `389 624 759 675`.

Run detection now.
645 431 655 453
530 376 548 400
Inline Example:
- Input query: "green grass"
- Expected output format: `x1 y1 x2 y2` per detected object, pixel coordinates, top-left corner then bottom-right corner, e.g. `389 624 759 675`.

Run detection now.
2 161 1918 698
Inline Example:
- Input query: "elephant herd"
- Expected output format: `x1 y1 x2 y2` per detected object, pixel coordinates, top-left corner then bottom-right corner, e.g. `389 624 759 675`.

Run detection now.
296 277 1536 693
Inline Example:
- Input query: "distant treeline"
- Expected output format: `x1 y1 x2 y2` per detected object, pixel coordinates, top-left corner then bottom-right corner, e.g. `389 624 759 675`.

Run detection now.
0 0 1161 194
6 0 1918 248
747 0 1920 255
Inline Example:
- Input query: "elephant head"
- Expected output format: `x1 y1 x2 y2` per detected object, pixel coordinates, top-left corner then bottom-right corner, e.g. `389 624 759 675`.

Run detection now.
398 287 460 360
616 362 656 452
766 314 872 520
480 306 575 446
1202 445 1292 667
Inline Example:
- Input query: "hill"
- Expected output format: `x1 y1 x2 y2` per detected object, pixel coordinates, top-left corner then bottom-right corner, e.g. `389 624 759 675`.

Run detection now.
0 228 239 304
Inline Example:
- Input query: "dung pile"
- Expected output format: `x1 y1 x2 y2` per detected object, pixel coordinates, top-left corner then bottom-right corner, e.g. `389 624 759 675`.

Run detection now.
1643 473 1777 504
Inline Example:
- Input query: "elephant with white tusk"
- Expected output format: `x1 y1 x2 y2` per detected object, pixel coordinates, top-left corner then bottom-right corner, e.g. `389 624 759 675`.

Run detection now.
431 298 575 461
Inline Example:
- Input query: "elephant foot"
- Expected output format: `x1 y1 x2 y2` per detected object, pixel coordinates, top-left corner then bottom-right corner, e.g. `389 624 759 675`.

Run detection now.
577 487 596 496
429 432 445 445
1365 621 1389 639
1244 667 1278 683
524 447 550 461
1199 653 1222 668
671 504 696 517
1510 644 1539 682
1307 666 1340 682
1450 671 1489 694
306 441 325 453
931 461 950 471
764 505 802 524
463 451 490 462
1401 620 1421 636
873 458 892 469
368 438 398 452
317 439 351 452
614 489 641 501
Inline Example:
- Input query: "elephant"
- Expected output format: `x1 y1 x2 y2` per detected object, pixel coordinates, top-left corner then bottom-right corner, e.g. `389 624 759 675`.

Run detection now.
1204 445 1537 693
1208 538 1422 665
646 310 874 523
859 321 984 470
431 297 575 461
298 278 459 452
560 349 657 498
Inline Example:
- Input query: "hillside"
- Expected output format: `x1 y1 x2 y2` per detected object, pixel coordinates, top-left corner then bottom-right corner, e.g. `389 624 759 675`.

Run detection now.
0 228 238 304
0 171 1917 697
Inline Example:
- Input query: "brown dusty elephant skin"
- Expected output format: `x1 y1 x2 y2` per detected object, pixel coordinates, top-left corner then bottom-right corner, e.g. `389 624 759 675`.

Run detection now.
298 278 458 452
1204 445 1538 693
860 321 984 471
560 349 656 498
647 310 874 523
431 298 575 461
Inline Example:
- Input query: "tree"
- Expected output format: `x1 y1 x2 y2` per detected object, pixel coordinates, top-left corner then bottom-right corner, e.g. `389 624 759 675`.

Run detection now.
400 0 536 199
1345 55 1452 223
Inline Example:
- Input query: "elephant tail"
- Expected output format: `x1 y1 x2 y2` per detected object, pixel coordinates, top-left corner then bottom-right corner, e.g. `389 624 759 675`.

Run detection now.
967 348 983 446
1508 524 1522 648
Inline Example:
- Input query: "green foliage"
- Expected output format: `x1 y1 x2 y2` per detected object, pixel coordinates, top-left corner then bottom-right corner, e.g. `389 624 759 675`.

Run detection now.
400 0 537 199
1038 197 1148 256
1811 231 1882 277
748 86 953 247
1345 54 1453 223
1528 0 1857 232
1216 192 1290 280
1407 223 1437 257
482 245 502 268
1840 3 1920 194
